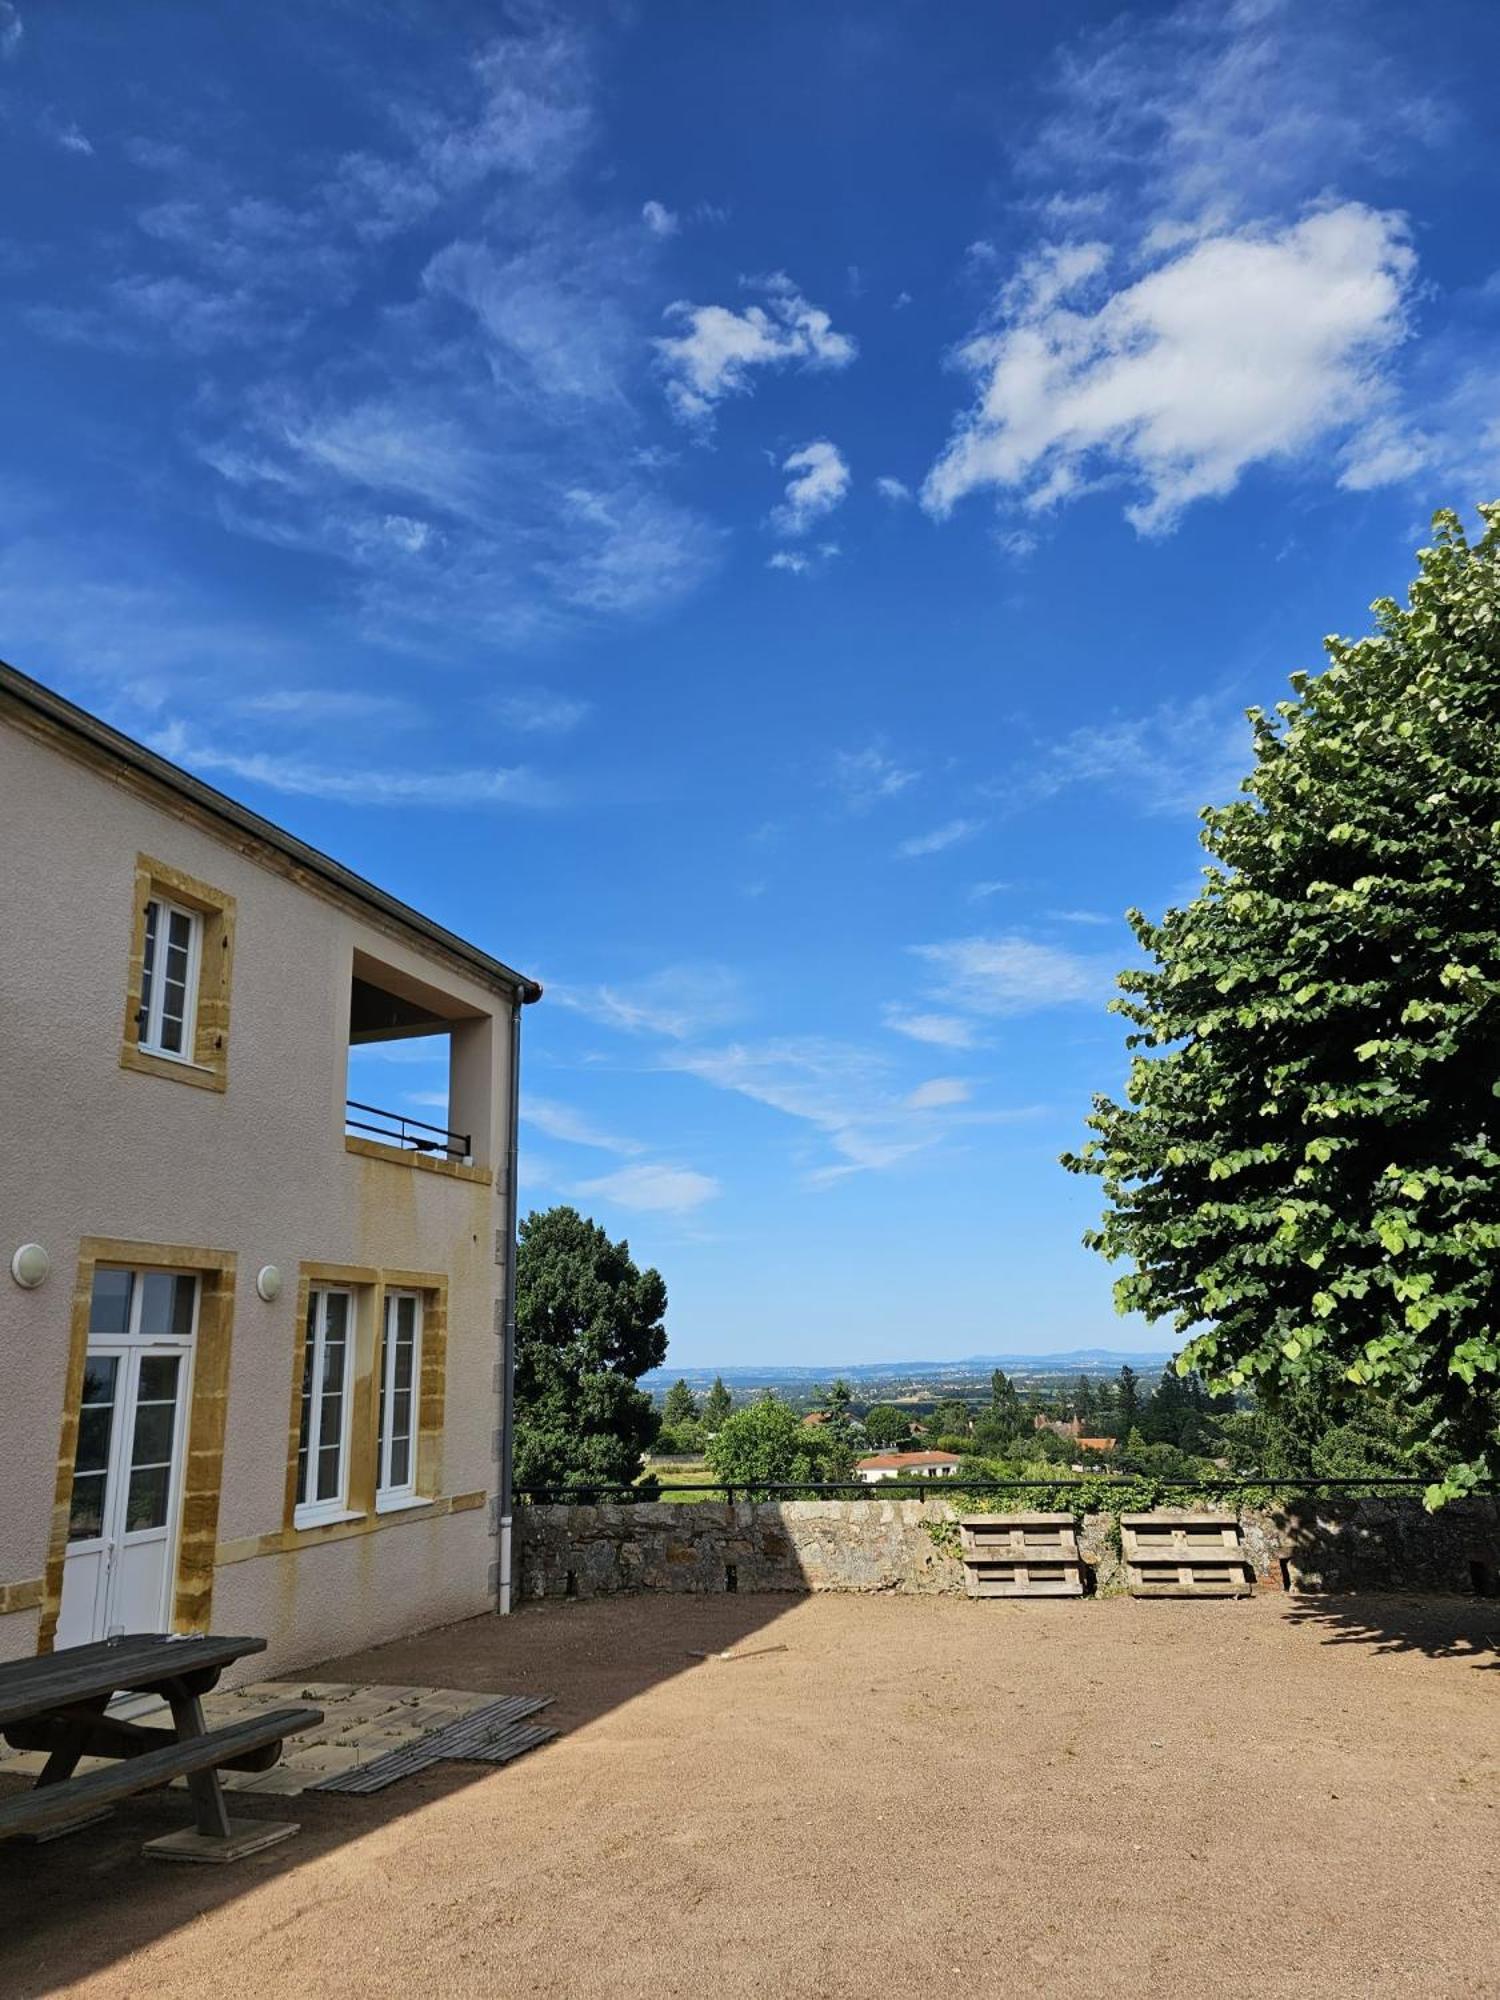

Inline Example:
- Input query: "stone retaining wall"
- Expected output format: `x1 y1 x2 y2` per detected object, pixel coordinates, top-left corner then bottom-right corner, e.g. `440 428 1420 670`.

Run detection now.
516 1496 1500 1601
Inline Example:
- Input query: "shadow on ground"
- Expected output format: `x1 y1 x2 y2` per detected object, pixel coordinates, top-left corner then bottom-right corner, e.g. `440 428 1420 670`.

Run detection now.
0 1591 797 1998
1282 1589 1500 1670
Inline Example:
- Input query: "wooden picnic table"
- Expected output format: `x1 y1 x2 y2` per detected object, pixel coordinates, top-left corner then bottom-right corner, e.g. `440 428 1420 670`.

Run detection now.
0 1633 323 1862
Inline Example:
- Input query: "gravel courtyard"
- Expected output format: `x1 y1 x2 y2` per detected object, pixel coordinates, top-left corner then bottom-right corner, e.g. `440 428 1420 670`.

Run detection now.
1 1590 1495 2000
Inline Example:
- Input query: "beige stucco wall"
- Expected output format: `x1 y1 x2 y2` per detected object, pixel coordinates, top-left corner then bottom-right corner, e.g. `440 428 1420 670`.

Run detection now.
0 714 517 1675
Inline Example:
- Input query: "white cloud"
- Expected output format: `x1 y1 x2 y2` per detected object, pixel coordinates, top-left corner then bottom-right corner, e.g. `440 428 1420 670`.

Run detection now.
0 4 21 59
493 691 591 734
896 817 984 859
905 1077 971 1110
875 475 911 503
575 1162 720 1213
911 935 1114 1016
771 440 850 536
831 744 920 812
767 542 840 576
968 880 1011 900
1046 908 1115 927
143 720 555 809
883 1008 980 1050
555 964 746 1041
522 1098 644 1156
667 1035 1034 1183
641 199 678 238
1030 0 1449 238
924 204 1417 532
230 687 417 724
656 273 857 425
42 116 93 157
1017 693 1253 819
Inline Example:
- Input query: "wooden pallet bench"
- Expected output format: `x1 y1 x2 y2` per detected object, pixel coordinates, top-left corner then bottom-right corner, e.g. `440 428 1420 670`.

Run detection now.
959 1513 1085 1598
1121 1512 1252 1597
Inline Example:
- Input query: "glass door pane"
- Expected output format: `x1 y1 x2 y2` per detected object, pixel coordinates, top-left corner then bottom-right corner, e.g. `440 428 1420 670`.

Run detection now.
67 1355 120 1543
123 1353 182 1534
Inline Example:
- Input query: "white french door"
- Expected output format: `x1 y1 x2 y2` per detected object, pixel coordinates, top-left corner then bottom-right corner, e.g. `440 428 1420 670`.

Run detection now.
57 1268 197 1652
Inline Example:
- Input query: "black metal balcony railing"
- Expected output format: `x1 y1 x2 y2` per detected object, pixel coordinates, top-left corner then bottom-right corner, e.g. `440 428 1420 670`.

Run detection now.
345 1099 471 1163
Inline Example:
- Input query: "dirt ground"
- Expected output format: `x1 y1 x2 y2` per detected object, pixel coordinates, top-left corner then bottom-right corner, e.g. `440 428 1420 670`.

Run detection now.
1 1590 1496 2000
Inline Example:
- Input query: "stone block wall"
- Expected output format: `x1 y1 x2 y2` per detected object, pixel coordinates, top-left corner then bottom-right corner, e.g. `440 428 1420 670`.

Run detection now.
515 1495 1500 1602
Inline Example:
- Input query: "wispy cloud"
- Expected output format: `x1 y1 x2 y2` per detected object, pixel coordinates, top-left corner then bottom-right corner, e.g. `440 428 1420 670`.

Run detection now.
875 475 912 504
641 199 678 238
144 720 555 810
555 964 746 1041
911 935 1114 1016
896 817 984 859
30 13 722 646
656 273 857 425
1015 694 1254 819
492 691 591 735
905 1077 970 1110
883 1008 981 1050
521 1097 644 1156
770 440 850 536
41 114 93 157
0 4 22 60
767 541 840 577
1046 908 1116 927
574 1162 720 1214
830 743 921 812
667 1035 1035 1183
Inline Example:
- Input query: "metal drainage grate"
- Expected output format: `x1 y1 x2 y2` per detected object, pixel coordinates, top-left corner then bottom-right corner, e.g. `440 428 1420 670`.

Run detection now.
310 1694 558 1795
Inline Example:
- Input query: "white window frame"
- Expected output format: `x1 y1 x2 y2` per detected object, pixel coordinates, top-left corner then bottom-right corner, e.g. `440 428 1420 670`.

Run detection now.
376 1290 424 1511
295 1287 357 1529
138 895 202 1063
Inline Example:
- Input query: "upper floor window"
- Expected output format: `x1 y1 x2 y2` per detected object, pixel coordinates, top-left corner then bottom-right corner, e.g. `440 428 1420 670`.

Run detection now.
296 1287 353 1526
121 857 236 1093
377 1291 423 1508
139 897 201 1060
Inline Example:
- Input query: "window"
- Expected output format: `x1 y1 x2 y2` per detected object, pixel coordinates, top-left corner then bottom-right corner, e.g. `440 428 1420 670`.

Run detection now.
376 1291 423 1507
295 1288 354 1525
138 897 201 1060
121 858 236 1092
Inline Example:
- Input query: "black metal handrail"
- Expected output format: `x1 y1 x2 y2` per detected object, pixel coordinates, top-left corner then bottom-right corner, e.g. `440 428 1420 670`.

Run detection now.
345 1098 471 1162
517 1475 1471 1505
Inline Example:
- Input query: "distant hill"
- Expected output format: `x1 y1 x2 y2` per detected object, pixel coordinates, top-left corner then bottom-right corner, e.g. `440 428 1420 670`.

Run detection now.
641 1349 1172 1393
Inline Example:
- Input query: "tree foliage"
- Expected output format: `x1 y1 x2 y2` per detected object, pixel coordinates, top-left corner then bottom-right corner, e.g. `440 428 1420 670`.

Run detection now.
663 1378 699 1426
513 1205 667 1490
705 1394 856 1488
863 1403 912 1448
1065 509 1500 1503
702 1376 733 1430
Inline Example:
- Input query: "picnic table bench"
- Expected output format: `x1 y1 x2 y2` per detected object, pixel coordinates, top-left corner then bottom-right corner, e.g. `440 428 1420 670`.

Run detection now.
0 1633 323 1862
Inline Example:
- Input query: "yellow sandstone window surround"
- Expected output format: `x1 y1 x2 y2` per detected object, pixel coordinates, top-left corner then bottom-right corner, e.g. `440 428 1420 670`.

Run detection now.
120 855 236 1092
282 1264 449 1541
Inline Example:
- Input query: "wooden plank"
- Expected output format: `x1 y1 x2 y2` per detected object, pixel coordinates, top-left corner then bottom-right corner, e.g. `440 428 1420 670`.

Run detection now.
0 1704 323 1839
0 1636 266 1727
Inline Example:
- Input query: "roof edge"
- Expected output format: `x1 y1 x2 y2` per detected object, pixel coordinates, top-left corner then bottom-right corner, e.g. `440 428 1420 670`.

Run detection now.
0 659 542 1005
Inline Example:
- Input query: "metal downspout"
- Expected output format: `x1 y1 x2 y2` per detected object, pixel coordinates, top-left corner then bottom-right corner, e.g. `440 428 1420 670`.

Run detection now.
497 984 533 1613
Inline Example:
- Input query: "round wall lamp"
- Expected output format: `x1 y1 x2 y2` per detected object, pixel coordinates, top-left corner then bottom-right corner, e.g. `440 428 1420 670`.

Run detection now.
10 1244 51 1290
255 1265 283 1303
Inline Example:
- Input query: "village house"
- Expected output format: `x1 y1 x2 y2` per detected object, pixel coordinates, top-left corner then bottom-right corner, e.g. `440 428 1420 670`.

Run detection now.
0 663 540 1676
854 1451 963 1483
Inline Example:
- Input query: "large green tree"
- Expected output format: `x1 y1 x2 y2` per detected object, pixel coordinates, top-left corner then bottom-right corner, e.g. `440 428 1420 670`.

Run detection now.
513 1205 667 1490
1065 509 1500 1503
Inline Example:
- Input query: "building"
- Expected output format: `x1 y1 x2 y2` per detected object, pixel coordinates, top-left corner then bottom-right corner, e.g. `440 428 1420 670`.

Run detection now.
0 663 540 1675
854 1451 964 1483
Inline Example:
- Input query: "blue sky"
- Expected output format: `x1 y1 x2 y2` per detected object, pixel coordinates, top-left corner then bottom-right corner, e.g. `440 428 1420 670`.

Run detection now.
5 0 1499 1365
